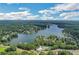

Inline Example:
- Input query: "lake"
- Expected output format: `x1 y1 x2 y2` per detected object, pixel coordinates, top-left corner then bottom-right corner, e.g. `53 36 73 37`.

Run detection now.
10 24 64 44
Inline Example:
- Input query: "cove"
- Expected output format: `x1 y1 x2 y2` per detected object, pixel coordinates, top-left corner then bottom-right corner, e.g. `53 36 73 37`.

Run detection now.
10 24 64 45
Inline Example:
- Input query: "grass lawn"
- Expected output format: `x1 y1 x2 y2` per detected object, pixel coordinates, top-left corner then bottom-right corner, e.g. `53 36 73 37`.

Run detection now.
0 47 6 52
16 48 24 54
0 44 9 52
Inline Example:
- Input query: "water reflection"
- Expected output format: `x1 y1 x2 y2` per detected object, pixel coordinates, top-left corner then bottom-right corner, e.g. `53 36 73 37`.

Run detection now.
10 24 64 44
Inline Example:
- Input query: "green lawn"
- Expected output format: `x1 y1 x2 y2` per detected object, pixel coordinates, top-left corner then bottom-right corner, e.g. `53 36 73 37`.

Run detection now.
0 45 9 52
0 47 5 52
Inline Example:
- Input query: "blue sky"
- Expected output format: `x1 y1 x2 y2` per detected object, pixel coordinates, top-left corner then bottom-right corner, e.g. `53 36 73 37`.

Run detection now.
0 3 58 13
0 3 79 20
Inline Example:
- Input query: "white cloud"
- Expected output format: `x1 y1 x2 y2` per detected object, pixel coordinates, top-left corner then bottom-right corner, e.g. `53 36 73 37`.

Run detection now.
24 15 39 20
0 11 40 20
19 7 30 11
0 3 79 20
38 8 57 20
40 15 54 20
39 9 52 14
60 12 79 19
51 4 79 11
39 9 59 15
49 3 79 20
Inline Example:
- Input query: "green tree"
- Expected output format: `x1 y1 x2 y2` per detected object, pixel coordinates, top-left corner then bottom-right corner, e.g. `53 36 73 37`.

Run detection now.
17 43 37 50
5 46 16 52
58 50 73 55
47 50 55 55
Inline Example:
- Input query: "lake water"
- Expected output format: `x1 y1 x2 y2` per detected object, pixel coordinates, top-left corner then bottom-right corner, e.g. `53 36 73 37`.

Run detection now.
10 24 64 44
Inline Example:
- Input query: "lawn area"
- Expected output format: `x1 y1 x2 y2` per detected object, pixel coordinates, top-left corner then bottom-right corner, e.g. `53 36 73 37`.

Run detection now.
0 44 9 52
0 44 26 54
16 48 25 54
0 47 6 52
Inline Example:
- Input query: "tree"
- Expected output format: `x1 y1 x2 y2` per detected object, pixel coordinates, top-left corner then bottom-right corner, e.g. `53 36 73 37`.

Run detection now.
51 45 58 50
21 51 37 55
5 46 16 52
65 45 78 49
39 51 47 55
21 51 29 55
47 50 55 55
47 35 57 40
34 36 46 46
0 52 7 55
6 51 18 55
58 50 73 55
17 43 37 50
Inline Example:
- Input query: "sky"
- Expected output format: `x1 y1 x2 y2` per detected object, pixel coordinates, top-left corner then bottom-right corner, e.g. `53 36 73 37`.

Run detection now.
0 3 79 20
